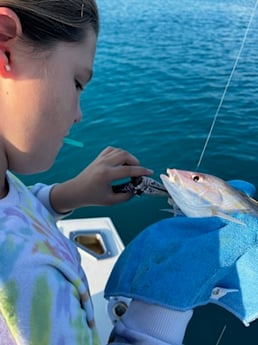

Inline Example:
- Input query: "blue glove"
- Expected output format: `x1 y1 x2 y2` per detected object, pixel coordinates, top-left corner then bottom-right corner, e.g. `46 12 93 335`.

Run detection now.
105 180 258 326
227 179 256 197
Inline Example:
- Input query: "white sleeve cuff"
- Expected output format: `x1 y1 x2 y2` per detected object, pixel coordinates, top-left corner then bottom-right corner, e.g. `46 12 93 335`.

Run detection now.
118 300 193 345
30 183 72 221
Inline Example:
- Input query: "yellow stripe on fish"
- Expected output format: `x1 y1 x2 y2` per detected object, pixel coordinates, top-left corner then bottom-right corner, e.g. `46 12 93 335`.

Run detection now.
160 169 258 224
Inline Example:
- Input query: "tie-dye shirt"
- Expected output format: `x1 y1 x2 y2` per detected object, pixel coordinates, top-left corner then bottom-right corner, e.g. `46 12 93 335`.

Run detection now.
0 171 100 345
0 172 182 345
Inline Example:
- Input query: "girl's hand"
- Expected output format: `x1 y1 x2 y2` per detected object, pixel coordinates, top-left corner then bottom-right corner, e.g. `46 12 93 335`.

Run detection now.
50 147 153 213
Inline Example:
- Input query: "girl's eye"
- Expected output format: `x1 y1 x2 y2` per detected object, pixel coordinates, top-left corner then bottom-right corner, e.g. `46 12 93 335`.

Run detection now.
75 79 84 91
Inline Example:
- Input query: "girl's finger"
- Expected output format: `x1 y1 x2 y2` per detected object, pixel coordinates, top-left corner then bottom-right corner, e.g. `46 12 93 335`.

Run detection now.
108 165 153 181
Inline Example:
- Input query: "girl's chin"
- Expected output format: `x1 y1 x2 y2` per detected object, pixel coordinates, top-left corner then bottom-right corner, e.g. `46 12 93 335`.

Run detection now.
17 156 57 175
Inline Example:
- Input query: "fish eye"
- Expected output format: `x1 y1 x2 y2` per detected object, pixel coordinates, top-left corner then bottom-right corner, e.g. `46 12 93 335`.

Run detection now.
192 175 200 182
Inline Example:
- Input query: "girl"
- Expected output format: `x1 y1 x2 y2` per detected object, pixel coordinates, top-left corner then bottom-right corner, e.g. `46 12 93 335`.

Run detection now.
0 1 158 344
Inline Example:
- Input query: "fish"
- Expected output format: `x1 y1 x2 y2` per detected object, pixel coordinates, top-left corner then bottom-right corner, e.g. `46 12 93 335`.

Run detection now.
160 168 258 224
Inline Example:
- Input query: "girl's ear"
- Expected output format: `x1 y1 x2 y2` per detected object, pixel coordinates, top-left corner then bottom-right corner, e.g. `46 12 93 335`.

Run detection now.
0 7 22 75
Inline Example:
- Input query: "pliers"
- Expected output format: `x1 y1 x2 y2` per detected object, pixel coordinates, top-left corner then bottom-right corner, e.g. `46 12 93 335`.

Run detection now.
112 176 169 196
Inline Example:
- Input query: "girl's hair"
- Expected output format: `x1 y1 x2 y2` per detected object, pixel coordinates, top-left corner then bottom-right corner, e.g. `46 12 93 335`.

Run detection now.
0 0 99 47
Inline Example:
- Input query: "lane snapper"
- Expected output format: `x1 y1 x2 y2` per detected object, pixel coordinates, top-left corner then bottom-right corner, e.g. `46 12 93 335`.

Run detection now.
160 168 258 224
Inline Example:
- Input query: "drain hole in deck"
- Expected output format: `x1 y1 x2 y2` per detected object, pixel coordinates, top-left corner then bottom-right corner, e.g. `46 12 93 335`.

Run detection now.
74 234 106 255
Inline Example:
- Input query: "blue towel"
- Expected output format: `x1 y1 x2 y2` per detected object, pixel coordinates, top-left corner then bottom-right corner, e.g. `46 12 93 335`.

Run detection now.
105 213 258 326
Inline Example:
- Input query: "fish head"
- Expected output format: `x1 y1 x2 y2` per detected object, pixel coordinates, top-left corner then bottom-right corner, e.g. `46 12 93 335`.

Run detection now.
160 168 228 217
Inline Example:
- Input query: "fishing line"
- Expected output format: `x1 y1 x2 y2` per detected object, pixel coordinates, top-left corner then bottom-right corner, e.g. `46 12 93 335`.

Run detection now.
196 0 258 170
215 325 227 345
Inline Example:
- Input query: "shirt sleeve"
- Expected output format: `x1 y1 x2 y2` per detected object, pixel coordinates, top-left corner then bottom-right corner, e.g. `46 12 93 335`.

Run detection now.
29 183 72 221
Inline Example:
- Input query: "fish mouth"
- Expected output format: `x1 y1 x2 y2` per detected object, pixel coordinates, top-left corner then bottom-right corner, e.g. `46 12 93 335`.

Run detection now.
167 168 177 181
160 169 182 194
162 169 181 185
160 169 190 215
160 168 190 200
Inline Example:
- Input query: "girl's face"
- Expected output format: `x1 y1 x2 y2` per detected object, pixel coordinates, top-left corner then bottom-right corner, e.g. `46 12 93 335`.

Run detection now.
1 30 96 174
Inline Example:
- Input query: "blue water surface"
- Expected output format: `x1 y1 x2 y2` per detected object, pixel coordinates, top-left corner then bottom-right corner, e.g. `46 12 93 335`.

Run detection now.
20 0 258 343
23 0 258 238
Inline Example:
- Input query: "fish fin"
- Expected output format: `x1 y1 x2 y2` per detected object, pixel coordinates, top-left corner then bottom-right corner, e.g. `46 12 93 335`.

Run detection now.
167 197 176 207
160 209 185 217
160 208 176 214
161 205 184 216
249 196 258 205
167 197 185 216
212 209 246 225
160 198 182 216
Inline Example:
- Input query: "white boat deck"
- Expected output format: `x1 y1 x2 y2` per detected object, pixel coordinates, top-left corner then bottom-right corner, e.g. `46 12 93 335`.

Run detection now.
57 217 125 345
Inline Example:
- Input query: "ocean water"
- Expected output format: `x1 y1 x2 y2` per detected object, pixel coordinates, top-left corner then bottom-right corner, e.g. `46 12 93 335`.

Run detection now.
20 0 258 343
